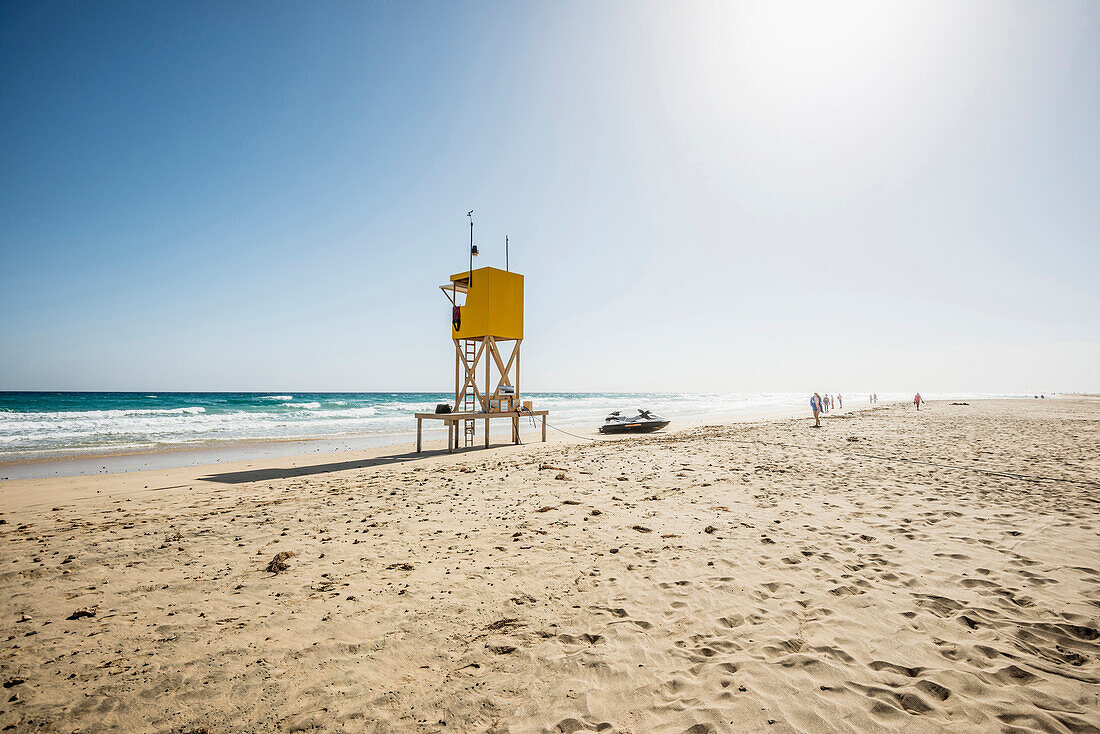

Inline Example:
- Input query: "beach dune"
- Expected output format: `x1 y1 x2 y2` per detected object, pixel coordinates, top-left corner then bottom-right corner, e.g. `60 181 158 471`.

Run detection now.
1 398 1098 733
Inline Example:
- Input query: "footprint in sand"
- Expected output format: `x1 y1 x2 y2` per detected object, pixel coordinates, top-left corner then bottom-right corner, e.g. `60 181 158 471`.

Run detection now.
716 615 745 629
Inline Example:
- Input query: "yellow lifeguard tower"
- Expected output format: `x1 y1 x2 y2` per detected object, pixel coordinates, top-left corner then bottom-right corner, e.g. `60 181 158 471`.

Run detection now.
414 223 547 452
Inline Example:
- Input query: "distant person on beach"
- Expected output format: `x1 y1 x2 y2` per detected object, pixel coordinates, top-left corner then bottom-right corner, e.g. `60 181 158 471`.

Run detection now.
823 395 829 413
914 392 923 410
837 394 843 409
811 393 823 427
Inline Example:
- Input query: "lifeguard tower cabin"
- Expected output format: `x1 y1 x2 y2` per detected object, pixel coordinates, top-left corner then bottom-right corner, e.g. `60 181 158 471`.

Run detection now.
414 264 547 452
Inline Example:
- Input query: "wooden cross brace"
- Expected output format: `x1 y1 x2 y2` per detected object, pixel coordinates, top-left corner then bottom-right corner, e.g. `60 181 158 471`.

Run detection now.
489 338 521 397
454 337 523 412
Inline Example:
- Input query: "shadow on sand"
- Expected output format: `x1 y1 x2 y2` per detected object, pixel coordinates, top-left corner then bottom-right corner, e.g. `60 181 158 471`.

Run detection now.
196 447 439 484
195 444 508 484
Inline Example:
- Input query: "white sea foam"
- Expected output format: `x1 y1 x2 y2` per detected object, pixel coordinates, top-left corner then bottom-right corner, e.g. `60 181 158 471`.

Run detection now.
283 402 321 409
259 395 293 401
319 407 378 418
0 406 207 420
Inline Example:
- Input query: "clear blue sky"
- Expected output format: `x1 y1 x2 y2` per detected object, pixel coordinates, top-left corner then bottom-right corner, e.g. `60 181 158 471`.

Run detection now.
2 0 1097 393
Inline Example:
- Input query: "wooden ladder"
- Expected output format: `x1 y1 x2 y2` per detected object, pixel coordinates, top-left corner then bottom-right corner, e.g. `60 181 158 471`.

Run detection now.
462 339 477 447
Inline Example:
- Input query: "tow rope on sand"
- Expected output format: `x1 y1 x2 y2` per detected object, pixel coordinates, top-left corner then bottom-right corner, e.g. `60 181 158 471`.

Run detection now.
534 418 1099 489
532 417 1098 489
720 439 1100 490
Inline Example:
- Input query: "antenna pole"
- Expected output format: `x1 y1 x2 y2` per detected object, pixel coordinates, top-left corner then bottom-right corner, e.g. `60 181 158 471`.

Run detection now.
467 210 474 286
506 235 509 272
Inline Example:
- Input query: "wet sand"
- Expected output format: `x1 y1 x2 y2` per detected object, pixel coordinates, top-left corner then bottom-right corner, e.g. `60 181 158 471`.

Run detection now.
1 398 1098 733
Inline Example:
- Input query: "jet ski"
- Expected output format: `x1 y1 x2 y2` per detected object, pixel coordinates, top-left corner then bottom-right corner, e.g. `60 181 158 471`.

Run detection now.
598 409 670 434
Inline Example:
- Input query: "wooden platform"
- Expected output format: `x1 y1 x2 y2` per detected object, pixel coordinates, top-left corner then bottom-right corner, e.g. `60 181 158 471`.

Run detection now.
414 409 548 453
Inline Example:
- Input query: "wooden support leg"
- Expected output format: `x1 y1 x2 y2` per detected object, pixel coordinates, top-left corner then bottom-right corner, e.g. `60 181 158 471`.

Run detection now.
448 422 454 454
542 415 547 442
485 337 491 412
416 418 422 453
513 416 518 444
484 417 489 448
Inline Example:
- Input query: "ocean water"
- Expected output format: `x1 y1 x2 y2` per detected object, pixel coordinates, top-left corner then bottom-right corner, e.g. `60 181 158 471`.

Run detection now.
0 391 1026 462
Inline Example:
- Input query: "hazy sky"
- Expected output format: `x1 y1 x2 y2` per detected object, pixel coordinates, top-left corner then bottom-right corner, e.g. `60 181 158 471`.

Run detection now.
1 0 1097 393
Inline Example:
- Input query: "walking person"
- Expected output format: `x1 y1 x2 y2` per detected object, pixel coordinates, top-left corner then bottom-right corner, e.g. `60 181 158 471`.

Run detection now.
811 393 823 427
914 392 923 410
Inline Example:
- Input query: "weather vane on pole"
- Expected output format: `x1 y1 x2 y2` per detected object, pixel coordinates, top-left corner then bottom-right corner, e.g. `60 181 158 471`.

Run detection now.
467 210 477 284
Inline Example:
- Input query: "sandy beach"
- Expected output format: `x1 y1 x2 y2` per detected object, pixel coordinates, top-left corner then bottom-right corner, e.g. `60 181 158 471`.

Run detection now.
1 398 1098 733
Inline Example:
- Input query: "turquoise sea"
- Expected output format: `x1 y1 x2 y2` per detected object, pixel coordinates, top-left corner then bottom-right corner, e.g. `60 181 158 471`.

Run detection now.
0 391 1024 462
